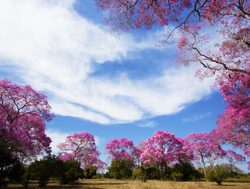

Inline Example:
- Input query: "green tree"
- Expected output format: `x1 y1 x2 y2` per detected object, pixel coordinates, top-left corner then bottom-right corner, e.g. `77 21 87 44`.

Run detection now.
171 162 202 181
108 160 133 179
84 166 97 179
59 160 84 184
206 165 231 185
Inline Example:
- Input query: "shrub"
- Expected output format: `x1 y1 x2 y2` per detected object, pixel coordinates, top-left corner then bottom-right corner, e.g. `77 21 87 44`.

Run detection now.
84 166 97 179
28 160 50 187
132 168 142 180
206 165 231 185
59 160 84 184
144 166 161 180
108 160 133 179
7 160 25 182
171 162 202 181
92 174 104 179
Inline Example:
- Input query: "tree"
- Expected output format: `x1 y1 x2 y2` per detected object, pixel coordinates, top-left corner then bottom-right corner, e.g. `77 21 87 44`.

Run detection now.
206 164 232 185
224 150 245 174
108 159 134 179
106 138 141 164
96 0 249 75
96 1 250 169
7 160 25 182
25 156 84 186
58 132 104 170
58 160 84 184
212 72 250 168
171 161 202 181
140 131 191 179
96 1 250 171
0 80 53 187
27 157 55 187
185 133 226 177
84 166 97 179
0 80 53 160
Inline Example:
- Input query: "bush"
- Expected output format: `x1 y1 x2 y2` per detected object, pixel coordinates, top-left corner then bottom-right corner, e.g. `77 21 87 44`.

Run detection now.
24 156 84 187
0 145 19 187
206 165 231 185
108 160 133 179
59 160 84 184
27 159 52 187
171 162 202 181
92 174 104 179
132 168 142 180
84 166 97 179
144 166 161 180
7 160 25 182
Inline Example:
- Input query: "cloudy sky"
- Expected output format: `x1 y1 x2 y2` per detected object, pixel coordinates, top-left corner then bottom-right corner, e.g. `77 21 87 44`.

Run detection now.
1 0 246 169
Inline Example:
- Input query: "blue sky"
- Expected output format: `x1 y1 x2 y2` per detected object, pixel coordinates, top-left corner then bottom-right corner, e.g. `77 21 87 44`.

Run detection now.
0 0 247 171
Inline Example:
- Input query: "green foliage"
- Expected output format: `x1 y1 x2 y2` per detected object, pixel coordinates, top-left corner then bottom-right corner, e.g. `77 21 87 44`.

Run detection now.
92 173 104 179
133 165 161 180
132 167 148 182
145 166 161 180
220 163 244 177
108 160 133 179
133 163 202 181
7 160 25 182
132 168 141 179
206 165 231 185
196 167 205 178
0 142 17 186
24 156 83 187
84 166 97 179
59 160 84 184
27 158 53 187
0 153 25 188
171 162 202 181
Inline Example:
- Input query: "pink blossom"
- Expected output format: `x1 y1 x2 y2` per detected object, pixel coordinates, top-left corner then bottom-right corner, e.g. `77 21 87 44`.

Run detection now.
58 132 104 170
0 80 53 160
106 138 140 163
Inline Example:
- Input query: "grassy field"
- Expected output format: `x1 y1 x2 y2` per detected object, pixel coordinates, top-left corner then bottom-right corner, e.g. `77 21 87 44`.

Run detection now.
7 179 250 189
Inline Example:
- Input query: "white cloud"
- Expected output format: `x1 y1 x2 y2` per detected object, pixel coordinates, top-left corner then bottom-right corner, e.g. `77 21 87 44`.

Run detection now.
182 112 212 123
0 0 216 124
46 129 69 155
138 121 157 128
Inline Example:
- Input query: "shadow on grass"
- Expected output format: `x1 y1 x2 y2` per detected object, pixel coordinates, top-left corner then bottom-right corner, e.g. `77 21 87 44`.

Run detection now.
6 181 127 189
6 185 104 189
220 184 237 186
84 182 127 186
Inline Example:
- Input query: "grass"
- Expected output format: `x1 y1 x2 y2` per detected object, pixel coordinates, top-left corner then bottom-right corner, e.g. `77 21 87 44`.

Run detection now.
6 179 250 189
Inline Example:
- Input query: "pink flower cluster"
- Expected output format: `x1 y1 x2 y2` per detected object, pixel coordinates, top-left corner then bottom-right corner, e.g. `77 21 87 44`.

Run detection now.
106 138 140 162
58 132 105 170
0 80 53 160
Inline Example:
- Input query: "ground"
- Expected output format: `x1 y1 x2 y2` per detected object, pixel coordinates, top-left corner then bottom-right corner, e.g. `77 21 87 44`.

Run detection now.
7 179 250 189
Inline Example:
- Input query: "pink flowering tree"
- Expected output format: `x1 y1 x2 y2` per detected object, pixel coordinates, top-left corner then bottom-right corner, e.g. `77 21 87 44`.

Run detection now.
58 132 105 170
106 138 140 165
0 80 53 161
185 133 226 176
225 150 245 173
213 71 250 168
140 131 191 177
96 0 249 77
96 0 250 170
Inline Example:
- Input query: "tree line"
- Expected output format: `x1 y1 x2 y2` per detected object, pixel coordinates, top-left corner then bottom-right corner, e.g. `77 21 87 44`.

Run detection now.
0 79 247 187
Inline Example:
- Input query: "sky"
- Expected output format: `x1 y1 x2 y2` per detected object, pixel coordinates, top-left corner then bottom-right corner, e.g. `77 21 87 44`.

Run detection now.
0 0 248 171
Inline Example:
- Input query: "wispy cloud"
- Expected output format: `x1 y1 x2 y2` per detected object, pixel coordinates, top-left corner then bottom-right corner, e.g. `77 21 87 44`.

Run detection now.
0 0 216 124
138 121 157 128
182 112 212 123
